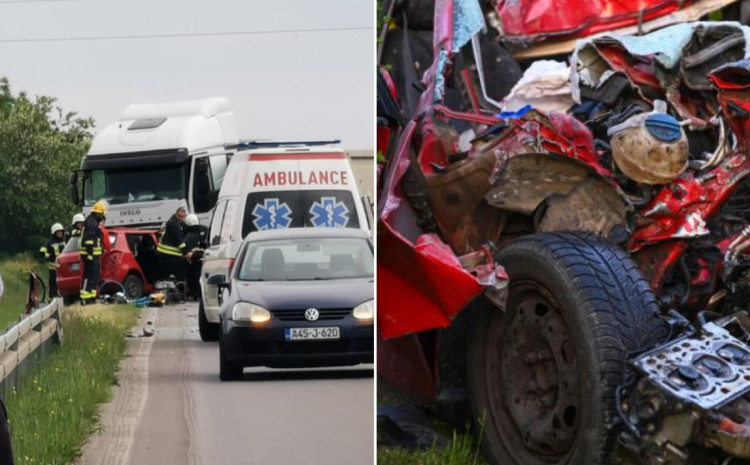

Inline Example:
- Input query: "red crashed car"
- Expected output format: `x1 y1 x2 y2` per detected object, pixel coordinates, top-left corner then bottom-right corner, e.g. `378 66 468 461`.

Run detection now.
56 228 161 303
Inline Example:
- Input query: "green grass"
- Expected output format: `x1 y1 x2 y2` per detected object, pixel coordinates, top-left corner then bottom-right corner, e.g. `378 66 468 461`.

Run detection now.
377 431 487 465
0 254 46 329
377 377 489 465
4 304 139 465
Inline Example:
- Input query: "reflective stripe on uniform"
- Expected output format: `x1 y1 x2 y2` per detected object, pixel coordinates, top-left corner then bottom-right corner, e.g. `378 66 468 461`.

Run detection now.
79 250 102 256
157 243 185 257
80 239 103 256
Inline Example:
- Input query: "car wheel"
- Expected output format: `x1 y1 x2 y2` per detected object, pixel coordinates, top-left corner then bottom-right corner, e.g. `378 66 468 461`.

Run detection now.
198 300 220 341
123 273 144 299
468 232 668 465
219 328 243 381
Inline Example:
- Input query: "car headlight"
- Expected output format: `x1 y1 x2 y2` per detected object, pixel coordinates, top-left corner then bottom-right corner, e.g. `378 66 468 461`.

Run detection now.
232 302 271 323
352 300 374 321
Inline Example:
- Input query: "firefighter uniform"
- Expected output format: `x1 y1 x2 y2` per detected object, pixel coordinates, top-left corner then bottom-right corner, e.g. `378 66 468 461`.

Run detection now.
157 211 188 281
39 223 66 299
80 202 106 303
184 214 208 299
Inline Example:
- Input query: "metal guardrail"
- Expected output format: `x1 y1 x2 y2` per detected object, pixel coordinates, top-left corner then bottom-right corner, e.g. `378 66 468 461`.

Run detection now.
0 298 63 400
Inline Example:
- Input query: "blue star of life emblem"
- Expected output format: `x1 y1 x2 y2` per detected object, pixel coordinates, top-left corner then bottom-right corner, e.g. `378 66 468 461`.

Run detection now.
252 198 292 230
309 197 350 228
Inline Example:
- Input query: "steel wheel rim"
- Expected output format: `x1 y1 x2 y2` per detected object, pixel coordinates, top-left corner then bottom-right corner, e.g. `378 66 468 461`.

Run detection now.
125 277 140 297
485 281 582 464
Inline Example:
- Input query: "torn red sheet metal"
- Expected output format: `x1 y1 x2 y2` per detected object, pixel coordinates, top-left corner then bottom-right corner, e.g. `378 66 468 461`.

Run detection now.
712 59 750 152
377 232 488 338
377 0 511 340
378 119 503 338
495 0 696 44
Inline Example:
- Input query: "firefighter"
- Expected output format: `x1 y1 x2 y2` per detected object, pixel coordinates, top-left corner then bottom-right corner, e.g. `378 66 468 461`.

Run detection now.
80 200 107 304
157 207 188 281
39 223 66 300
68 213 85 241
184 214 208 299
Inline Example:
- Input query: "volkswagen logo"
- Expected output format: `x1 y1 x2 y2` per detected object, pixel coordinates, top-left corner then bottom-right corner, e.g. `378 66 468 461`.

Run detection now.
304 308 320 321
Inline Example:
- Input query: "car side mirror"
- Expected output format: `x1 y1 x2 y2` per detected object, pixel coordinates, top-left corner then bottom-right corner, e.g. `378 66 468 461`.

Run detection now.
208 274 230 304
208 274 228 287
69 171 80 205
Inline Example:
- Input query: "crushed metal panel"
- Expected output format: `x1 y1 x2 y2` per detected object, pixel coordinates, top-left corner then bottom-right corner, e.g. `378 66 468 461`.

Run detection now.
571 21 750 125
681 23 749 90
537 177 627 239
425 150 497 236
377 232 484 339
495 0 699 44
512 0 740 59
485 154 593 215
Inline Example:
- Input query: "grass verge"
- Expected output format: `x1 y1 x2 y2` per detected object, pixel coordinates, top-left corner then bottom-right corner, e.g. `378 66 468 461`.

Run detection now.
4 304 139 465
0 254 46 329
377 377 489 465
377 431 487 465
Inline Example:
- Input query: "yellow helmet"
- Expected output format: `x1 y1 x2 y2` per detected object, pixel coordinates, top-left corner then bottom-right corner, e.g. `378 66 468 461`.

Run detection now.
91 200 108 214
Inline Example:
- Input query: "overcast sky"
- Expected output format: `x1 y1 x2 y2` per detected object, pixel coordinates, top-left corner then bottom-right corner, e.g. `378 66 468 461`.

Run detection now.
0 0 374 149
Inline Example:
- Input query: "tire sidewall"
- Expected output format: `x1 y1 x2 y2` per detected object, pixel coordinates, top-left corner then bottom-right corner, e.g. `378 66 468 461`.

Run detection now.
124 273 143 299
470 241 609 465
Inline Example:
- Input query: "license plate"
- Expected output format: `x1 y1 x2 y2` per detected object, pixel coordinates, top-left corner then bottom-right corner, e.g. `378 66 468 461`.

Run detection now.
285 327 340 341
70 262 80 272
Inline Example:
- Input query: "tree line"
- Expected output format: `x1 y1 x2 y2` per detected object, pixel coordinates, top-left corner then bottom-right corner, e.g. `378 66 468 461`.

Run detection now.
0 77 93 254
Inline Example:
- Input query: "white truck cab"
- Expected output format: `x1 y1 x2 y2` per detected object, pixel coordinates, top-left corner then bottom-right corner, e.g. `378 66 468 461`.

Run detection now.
197 140 371 340
70 98 239 227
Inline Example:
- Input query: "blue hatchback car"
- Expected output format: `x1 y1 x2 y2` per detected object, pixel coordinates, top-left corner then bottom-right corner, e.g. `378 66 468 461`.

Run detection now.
213 228 374 381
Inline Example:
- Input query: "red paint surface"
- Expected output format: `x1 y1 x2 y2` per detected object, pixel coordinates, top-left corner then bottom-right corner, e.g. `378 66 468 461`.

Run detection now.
56 228 158 298
496 0 695 43
377 334 438 404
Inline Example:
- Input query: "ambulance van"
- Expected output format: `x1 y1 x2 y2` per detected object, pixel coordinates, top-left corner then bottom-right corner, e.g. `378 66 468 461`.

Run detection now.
197 140 371 340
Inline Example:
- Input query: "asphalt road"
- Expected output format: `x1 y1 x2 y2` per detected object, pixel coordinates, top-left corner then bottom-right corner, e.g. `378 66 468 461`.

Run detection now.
75 303 374 465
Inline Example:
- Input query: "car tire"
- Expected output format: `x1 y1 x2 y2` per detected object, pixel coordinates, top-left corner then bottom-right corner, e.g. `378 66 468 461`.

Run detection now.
467 232 668 465
123 273 144 299
219 328 243 382
199 300 220 342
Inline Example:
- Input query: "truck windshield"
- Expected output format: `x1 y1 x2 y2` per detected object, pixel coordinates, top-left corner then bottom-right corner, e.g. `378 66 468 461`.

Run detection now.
83 165 186 206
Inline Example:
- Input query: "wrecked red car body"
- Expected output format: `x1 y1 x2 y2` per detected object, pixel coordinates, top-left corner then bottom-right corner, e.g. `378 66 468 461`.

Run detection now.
378 0 750 463
498 0 698 44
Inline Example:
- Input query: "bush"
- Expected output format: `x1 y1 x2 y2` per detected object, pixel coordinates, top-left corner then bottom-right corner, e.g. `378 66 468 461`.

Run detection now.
0 78 94 254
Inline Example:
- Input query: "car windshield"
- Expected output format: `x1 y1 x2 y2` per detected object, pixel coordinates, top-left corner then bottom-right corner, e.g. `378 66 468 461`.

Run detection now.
237 237 373 281
63 236 80 254
83 164 186 206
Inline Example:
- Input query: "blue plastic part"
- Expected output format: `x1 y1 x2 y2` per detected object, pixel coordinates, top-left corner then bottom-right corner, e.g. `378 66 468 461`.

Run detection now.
645 113 681 142
496 105 533 120
131 296 150 307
